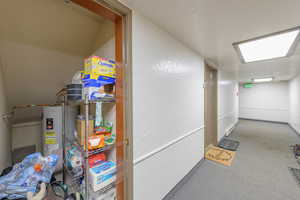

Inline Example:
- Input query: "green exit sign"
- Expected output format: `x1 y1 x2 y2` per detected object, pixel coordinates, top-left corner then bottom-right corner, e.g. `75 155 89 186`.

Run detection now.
243 83 253 88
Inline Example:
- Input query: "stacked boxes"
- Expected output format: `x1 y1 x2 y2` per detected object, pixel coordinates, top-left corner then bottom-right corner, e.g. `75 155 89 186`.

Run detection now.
83 56 116 86
84 56 116 79
82 56 116 100
82 56 117 192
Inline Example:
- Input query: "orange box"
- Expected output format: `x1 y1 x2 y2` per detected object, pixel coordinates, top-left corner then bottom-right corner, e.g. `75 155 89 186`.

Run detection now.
88 135 105 150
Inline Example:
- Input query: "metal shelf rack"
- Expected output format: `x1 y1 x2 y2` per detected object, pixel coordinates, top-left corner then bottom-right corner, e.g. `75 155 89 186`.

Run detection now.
62 95 121 200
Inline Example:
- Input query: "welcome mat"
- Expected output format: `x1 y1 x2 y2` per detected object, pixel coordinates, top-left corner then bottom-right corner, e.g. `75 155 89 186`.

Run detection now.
288 167 300 187
205 145 236 166
218 138 240 151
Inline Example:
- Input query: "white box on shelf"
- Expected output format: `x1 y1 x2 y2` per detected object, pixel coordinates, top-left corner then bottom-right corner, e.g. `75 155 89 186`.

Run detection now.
89 161 116 192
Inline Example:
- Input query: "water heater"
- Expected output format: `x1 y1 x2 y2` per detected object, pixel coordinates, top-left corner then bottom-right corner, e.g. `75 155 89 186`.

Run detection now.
42 106 63 172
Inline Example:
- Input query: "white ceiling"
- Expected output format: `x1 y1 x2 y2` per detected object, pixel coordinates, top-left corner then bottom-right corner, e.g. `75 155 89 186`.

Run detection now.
0 0 299 117
122 0 300 82
0 0 114 120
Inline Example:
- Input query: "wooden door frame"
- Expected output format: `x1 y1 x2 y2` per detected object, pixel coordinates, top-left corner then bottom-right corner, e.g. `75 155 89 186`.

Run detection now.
204 62 218 149
68 1 132 200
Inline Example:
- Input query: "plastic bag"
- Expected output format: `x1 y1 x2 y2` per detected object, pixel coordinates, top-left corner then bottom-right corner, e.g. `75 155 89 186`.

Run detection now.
0 152 58 199
72 71 83 84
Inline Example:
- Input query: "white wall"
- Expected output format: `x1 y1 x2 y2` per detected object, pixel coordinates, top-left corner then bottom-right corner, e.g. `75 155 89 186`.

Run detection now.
218 70 239 141
239 82 289 122
289 75 300 133
132 12 204 200
0 62 10 171
93 38 115 60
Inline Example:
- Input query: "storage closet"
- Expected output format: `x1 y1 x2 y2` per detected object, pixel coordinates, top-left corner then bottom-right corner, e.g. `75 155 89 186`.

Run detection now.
0 0 128 199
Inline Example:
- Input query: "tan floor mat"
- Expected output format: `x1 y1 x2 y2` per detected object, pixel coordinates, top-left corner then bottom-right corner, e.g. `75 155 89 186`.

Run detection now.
205 144 236 166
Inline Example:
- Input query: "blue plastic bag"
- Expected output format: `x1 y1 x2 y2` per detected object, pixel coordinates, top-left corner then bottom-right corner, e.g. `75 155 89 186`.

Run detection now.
0 152 58 199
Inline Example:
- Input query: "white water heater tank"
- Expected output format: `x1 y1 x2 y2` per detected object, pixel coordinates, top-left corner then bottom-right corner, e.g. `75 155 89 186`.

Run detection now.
42 106 63 172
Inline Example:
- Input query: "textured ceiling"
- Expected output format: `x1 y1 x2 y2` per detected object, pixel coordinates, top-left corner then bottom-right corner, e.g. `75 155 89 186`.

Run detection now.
122 0 300 82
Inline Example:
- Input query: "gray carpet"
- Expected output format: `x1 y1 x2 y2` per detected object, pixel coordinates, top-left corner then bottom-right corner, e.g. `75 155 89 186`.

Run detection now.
169 120 300 200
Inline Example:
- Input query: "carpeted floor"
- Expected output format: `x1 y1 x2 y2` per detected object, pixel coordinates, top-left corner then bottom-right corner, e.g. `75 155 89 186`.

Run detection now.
169 120 300 200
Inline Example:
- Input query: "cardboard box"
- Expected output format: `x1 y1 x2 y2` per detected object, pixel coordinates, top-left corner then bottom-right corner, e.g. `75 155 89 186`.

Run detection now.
76 119 94 146
80 104 96 116
89 161 116 192
88 135 105 150
101 84 115 95
84 56 116 79
83 85 115 101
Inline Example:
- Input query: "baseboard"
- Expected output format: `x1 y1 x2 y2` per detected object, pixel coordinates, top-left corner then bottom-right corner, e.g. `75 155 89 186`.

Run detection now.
288 123 300 138
225 120 239 137
162 158 205 200
239 118 288 125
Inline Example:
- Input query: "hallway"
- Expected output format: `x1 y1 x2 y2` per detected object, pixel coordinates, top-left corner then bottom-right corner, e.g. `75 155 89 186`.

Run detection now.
169 120 300 200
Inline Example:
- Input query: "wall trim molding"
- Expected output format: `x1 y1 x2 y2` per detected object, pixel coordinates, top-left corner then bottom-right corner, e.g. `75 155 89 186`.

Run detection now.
239 107 289 111
134 126 205 165
162 158 205 200
12 121 42 128
239 118 288 124
218 111 235 120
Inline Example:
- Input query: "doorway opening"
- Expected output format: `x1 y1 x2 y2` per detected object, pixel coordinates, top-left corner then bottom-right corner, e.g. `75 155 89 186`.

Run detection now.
204 62 218 149
0 0 132 200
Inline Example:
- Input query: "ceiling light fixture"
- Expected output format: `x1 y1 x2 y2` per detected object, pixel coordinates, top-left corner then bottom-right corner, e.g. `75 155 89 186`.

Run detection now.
233 27 300 63
252 77 273 83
